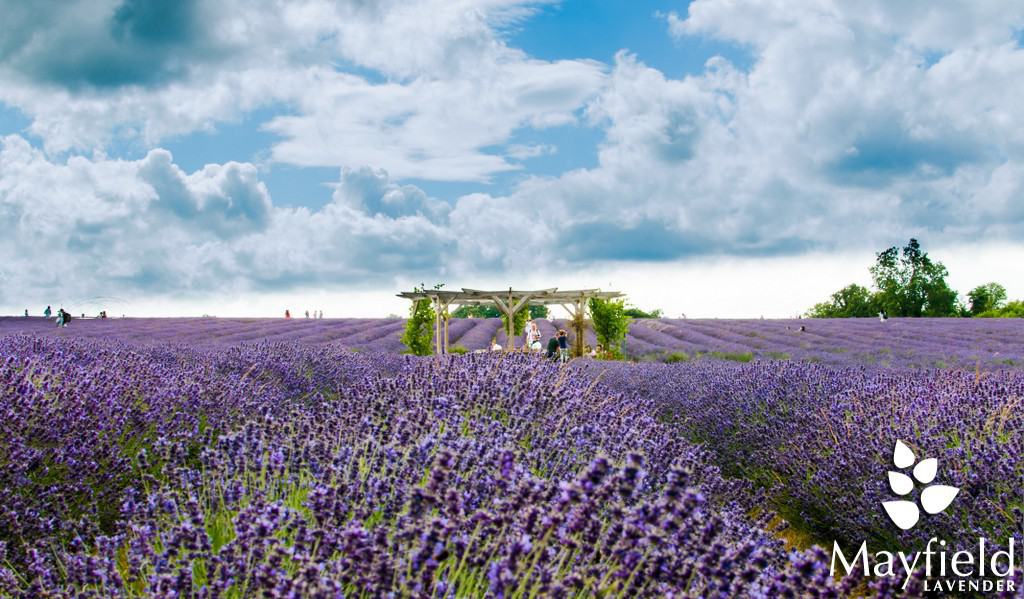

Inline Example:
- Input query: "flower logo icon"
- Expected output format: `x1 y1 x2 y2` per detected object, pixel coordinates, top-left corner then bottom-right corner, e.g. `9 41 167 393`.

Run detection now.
882 440 959 530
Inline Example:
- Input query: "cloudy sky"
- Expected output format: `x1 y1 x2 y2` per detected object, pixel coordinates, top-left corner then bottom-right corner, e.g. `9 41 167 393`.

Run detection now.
2 0 1023 318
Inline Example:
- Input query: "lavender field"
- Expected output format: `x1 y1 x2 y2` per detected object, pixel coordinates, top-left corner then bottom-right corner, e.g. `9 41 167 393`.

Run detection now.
1 318 1022 596
3 315 1022 368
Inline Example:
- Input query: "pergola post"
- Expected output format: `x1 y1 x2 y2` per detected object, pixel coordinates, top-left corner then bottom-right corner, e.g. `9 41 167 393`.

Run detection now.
573 295 586 357
490 294 512 350
432 294 442 356
441 298 452 353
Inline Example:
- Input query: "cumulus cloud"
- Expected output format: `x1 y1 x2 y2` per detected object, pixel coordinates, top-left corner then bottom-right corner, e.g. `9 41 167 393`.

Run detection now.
439 1 1024 269
0 0 605 181
3 0 1024 309
0 134 448 304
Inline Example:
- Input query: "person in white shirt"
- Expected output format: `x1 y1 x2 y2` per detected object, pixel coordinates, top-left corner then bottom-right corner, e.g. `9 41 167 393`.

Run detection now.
525 321 541 351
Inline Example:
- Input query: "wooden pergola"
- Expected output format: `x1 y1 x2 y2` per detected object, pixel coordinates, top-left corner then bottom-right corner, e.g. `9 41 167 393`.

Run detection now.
396 287 624 356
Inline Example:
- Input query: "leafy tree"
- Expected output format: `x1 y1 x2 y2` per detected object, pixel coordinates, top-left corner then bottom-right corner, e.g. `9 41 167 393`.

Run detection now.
502 309 530 336
869 238 958 317
807 284 878 318
528 305 549 319
589 298 630 358
977 300 1024 318
623 306 663 318
452 305 499 318
400 284 441 356
967 282 1008 316
452 304 548 320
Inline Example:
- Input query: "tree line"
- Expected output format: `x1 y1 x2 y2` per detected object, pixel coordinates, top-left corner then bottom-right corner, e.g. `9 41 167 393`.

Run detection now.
808 238 1021 318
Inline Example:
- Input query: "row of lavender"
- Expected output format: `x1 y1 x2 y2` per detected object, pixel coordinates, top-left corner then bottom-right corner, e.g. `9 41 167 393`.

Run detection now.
587 358 1024 557
0 335 857 597
629 318 1024 368
5 315 1023 367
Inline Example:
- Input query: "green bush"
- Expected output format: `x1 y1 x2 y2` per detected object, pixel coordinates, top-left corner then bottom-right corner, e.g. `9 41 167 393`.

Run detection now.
401 298 435 356
448 345 469 355
665 352 690 363
589 298 630 359
976 300 1024 318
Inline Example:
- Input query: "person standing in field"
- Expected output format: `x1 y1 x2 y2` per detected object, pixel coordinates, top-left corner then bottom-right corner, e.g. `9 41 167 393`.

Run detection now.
546 334 559 360
528 321 542 351
23 309 28 317
285 309 291 319
44 305 51 318
557 329 569 363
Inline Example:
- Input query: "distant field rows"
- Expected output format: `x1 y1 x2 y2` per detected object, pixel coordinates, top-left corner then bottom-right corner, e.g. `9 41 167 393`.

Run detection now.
3 316 1021 367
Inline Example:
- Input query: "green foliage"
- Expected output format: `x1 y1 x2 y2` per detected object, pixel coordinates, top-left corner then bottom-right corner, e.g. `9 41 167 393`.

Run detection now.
452 305 500 318
401 299 435 355
809 239 960 318
452 304 548 320
501 309 530 335
623 306 663 318
665 351 690 363
588 297 630 358
968 282 1008 316
400 284 442 356
976 300 1024 318
807 284 878 318
870 238 958 316
448 345 469 355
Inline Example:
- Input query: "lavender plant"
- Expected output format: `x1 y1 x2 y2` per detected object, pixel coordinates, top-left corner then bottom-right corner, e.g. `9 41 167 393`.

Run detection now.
0 336 846 597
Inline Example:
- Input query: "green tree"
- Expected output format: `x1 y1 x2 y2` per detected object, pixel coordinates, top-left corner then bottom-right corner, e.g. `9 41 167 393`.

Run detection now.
623 306 663 318
452 304 548 320
967 282 1008 316
977 300 1024 318
501 309 530 336
869 238 958 317
807 284 878 318
400 284 441 355
589 298 630 358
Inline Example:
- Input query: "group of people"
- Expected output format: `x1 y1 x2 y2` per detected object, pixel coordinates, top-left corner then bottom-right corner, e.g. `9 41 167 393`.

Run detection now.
24 305 107 326
285 310 324 319
521 320 602 362
41 305 73 327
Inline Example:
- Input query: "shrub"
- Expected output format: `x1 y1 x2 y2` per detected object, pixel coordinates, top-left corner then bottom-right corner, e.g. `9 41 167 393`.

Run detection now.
665 351 690 363
401 298 435 355
589 297 630 358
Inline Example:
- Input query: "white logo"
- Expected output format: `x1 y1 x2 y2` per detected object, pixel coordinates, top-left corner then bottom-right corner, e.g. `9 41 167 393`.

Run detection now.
882 440 960 530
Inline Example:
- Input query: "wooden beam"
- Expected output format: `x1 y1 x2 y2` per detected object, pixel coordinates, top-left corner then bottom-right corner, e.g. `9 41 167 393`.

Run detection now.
510 293 533 316
441 297 453 353
432 295 442 356
489 294 514 350
573 296 585 358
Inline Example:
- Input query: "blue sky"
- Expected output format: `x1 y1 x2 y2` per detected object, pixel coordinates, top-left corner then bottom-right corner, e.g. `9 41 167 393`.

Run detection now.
1 0 1023 316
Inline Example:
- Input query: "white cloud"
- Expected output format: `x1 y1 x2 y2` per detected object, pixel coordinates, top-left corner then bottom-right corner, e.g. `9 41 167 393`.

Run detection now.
0 0 605 181
440 1 1024 271
0 134 449 307
3 0 1024 314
